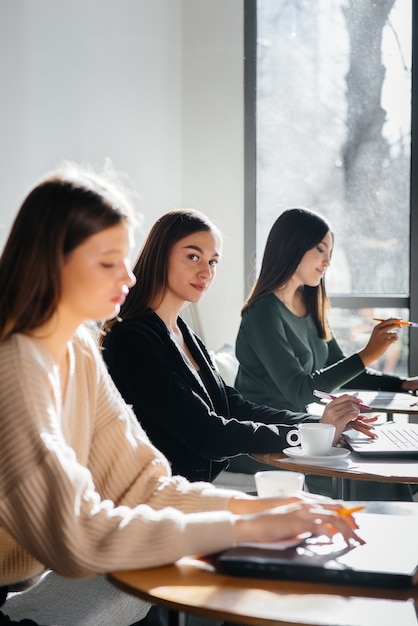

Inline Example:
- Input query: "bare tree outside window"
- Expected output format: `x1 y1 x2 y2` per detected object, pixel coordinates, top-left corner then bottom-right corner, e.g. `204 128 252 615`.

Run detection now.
342 0 408 293
255 0 411 375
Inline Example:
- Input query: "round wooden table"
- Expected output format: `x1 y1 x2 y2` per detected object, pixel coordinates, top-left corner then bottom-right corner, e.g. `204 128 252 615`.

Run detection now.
251 451 418 499
109 503 418 626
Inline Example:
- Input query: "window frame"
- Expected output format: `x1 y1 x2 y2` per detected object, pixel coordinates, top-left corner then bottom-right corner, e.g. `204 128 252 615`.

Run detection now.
244 0 418 375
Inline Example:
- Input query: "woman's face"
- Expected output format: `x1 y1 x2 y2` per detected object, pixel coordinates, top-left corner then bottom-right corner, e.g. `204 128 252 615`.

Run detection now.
294 230 333 287
60 222 136 323
165 230 221 306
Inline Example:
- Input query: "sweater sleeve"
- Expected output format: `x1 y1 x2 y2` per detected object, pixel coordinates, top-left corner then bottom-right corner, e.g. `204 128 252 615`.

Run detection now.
236 298 366 411
0 331 238 585
102 321 308 461
327 336 404 392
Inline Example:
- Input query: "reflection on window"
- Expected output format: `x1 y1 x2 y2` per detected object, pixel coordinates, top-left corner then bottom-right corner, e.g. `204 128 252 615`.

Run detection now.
256 0 411 295
328 307 409 376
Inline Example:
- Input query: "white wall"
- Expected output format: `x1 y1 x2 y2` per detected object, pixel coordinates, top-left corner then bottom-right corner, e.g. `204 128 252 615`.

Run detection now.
0 0 244 350
182 0 244 348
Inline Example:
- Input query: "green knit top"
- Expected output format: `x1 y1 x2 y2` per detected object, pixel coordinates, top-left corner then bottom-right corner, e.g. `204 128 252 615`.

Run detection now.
235 293 404 412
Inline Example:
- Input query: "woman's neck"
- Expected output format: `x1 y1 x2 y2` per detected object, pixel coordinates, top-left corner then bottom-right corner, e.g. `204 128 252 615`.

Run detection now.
274 283 307 317
28 311 78 363
153 297 183 335
153 297 201 370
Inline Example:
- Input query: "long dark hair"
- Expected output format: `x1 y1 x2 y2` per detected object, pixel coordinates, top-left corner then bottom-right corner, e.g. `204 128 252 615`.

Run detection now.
0 162 135 340
101 208 220 338
243 207 332 339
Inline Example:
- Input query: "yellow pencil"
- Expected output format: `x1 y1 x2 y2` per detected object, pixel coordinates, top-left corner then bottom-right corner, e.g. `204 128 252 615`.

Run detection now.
338 505 366 516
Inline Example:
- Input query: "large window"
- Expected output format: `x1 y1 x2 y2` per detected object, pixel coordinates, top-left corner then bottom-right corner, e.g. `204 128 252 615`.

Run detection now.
246 0 414 376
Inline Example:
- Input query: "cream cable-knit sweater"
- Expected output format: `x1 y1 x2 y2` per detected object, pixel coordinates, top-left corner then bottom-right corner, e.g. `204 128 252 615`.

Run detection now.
0 325 238 586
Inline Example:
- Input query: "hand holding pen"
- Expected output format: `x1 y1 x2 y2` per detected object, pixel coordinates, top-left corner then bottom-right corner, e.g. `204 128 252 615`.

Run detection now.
314 390 378 440
357 317 400 366
313 389 370 410
371 318 418 395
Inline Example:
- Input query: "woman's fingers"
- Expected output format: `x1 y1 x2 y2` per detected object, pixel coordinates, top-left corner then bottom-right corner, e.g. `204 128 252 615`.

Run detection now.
356 414 379 423
359 319 400 365
323 395 360 419
284 504 365 544
348 414 379 438
350 423 378 438
234 500 366 546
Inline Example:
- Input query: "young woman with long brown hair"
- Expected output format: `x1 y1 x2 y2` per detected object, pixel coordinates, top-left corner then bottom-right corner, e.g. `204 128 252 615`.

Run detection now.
101 208 373 484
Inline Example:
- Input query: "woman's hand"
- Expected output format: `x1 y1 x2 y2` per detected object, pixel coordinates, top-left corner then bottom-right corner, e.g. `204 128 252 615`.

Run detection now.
232 500 364 546
346 414 379 438
357 318 400 366
320 393 364 443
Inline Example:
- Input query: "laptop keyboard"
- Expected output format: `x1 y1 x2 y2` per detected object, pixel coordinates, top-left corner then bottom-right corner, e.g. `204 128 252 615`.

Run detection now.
380 426 418 450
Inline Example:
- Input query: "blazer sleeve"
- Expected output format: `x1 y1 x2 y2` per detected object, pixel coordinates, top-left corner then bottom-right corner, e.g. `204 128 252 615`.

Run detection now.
102 321 310 459
224 384 311 426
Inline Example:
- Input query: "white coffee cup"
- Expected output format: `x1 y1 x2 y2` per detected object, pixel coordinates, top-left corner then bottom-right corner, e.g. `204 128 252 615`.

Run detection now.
298 422 336 456
255 470 305 497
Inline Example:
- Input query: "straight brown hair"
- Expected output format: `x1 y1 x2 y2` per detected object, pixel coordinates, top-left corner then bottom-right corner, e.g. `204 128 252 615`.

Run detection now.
0 163 134 340
243 207 332 339
101 208 220 340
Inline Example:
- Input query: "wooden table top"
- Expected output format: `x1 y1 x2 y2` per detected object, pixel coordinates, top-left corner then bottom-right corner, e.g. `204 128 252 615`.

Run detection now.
109 552 418 626
251 451 418 483
109 503 418 626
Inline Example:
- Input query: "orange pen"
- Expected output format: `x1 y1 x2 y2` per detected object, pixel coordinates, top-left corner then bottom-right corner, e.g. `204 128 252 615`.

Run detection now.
338 506 366 516
373 317 418 328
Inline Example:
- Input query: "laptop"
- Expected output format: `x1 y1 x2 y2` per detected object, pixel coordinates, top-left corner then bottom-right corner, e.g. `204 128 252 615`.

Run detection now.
216 514 418 588
343 422 418 457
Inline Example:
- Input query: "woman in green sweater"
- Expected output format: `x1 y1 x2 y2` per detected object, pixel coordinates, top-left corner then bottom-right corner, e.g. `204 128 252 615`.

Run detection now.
233 207 418 498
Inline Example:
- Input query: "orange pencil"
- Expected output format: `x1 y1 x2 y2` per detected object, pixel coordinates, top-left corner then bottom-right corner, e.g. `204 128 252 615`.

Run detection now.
338 506 366 516
373 317 418 328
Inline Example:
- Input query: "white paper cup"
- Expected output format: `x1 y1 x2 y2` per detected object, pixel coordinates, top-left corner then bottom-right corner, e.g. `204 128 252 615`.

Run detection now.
298 422 336 456
255 470 305 497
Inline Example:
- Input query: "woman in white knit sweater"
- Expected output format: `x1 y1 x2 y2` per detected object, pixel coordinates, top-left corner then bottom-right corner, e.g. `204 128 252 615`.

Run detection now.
0 163 362 625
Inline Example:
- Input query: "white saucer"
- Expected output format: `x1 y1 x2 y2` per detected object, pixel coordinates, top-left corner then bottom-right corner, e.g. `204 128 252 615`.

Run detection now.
282 446 350 465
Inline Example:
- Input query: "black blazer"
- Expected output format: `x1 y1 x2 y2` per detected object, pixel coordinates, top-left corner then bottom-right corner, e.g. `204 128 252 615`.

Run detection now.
102 312 311 482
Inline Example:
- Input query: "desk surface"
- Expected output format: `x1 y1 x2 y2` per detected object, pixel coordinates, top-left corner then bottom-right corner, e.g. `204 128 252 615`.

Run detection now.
251 451 418 483
254 390 418 487
109 502 418 626
334 390 418 415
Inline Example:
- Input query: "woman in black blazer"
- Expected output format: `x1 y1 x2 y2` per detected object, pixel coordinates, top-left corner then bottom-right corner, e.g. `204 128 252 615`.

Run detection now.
100 209 374 483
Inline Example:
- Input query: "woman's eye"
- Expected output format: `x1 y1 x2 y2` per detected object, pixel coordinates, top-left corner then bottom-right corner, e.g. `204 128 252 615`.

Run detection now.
188 254 199 261
209 259 218 266
101 262 116 269
317 246 324 254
